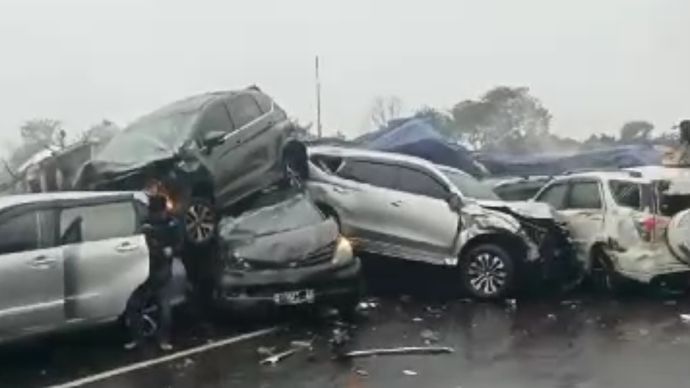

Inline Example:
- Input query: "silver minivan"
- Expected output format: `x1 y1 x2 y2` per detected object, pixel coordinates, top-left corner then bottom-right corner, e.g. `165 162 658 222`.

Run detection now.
306 146 575 299
0 191 153 343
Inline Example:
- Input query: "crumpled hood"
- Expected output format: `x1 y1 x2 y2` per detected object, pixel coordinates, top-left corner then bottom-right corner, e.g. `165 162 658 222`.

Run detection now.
230 219 338 264
476 200 557 220
89 133 180 176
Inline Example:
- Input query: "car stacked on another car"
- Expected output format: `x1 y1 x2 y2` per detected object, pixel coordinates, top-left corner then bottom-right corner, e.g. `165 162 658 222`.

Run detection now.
75 86 308 247
532 167 690 291
306 146 578 299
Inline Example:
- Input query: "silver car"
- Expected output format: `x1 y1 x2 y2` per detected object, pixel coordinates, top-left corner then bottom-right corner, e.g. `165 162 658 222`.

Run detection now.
0 191 158 343
306 146 571 299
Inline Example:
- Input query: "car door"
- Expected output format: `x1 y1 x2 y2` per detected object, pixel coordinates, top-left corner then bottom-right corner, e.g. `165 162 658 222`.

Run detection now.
58 199 148 322
329 159 407 253
537 179 605 257
194 100 237 203
217 93 279 205
0 207 64 338
390 166 460 262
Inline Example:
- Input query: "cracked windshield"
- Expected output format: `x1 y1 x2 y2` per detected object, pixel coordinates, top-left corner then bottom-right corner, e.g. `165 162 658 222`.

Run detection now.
1 1 689 387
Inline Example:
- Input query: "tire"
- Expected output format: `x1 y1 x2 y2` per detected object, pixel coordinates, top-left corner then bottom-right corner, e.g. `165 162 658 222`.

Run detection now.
183 197 217 247
460 244 516 300
590 248 629 294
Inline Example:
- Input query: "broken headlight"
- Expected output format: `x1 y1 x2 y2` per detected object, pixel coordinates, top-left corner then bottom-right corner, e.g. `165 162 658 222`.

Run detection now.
331 237 354 265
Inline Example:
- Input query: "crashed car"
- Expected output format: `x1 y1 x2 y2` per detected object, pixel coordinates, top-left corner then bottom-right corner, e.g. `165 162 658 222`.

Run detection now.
213 187 362 314
75 87 308 247
0 191 186 344
532 167 690 290
307 146 577 299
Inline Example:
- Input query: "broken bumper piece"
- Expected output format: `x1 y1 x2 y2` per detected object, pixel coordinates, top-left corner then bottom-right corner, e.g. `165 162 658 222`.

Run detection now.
214 258 361 310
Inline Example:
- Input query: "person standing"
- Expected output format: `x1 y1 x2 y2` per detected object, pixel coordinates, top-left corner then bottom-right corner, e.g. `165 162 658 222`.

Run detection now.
125 194 182 351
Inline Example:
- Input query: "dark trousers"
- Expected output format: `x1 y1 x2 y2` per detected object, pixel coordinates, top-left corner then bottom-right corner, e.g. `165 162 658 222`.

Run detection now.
125 276 172 343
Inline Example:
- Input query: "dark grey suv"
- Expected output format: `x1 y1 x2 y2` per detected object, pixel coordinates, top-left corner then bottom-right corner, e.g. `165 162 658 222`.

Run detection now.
76 87 307 246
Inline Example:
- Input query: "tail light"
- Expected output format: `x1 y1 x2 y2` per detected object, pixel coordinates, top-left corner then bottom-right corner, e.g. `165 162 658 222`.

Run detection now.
634 215 668 242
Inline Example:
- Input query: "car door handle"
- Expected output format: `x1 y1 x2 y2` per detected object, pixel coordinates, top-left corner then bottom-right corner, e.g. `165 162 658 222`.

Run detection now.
390 200 403 207
30 255 56 268
115 242 139 253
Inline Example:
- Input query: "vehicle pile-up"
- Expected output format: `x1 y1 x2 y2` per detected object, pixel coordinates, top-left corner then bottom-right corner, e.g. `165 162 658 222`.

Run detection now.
3 86 690 343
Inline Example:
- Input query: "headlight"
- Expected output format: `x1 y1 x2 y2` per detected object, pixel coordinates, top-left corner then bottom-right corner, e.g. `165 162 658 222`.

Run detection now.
331 237 354 265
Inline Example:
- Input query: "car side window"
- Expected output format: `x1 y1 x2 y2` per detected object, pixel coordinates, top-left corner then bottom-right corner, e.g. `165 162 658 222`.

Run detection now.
227 94 263 129
395 167 448 200
197 102 234 136
609 180 642 210
59 201 137 244
337 160 397 190
0 211 41 254
536 183 568 210
566 181 602 210
252 92 273 113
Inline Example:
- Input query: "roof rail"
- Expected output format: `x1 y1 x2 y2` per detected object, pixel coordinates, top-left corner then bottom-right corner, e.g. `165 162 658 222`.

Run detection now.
563 168 641 177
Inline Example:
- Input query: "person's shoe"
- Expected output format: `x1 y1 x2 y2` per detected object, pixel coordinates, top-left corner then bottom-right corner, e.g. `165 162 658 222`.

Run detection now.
158 341 173 352
124 340 139 351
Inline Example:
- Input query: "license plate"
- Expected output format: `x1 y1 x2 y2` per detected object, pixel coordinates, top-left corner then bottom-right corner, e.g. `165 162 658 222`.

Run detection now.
273 289 315 305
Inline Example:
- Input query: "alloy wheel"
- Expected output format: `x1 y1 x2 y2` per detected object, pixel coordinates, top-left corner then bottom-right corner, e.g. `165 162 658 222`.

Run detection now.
466 252 508 296
185 202 216 245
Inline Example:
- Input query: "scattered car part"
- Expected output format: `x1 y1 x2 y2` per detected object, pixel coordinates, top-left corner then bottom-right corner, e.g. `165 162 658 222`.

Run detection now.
342 346 455 358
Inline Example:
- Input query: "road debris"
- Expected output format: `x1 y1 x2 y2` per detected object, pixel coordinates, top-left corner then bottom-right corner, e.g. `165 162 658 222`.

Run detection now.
412 317 424 323
420 329 440 344
290 340 314 350
354 368 369 377
342 346 454 359
257 346 276 357
403 370 418 376
260 348 302 366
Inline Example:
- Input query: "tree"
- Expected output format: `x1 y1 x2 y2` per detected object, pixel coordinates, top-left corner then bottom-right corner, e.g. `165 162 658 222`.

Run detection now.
413 106 457 137
451 86 552 152
370 96 403 129
6 118 65 170
620 121 654 143
81 119 120 144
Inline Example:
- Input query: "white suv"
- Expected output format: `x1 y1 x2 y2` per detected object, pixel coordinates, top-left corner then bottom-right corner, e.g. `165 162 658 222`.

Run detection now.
533 167 690 290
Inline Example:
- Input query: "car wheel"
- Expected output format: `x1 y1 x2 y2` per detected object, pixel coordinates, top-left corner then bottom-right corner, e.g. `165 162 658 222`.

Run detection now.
591 249 628 294
460 244 515 300
184 198 217 246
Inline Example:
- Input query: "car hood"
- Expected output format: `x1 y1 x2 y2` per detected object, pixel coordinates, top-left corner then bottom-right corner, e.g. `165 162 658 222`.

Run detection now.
230 220 338 265
476 200 557 220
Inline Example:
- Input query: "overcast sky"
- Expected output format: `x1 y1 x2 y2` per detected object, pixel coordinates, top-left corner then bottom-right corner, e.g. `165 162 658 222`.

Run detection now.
0 0 688 150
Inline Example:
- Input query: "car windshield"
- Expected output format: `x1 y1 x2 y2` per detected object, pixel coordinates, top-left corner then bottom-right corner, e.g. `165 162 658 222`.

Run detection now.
442 168 500 200
97 111 200 161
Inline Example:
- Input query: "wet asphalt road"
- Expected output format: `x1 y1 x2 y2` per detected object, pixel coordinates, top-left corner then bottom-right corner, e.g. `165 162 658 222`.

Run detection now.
4 258 690 388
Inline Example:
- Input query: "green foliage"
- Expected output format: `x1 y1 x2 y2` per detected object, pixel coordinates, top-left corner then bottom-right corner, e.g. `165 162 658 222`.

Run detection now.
620 121 654 143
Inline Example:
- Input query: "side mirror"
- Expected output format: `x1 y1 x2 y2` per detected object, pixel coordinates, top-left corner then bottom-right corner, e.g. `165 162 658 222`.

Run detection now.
202 131 226 151
448 193 463 212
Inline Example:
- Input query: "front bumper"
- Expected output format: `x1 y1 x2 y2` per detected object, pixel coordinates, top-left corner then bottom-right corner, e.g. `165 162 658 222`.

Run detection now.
213 258 362 310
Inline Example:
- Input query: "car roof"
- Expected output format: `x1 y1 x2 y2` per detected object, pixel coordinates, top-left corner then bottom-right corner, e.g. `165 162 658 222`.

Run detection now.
309 146 441 171
551 170 649 184
0 191 143 210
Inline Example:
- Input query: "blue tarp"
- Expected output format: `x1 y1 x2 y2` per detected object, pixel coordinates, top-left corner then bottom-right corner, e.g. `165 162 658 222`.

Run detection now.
355 118 484 177
477 145 663 177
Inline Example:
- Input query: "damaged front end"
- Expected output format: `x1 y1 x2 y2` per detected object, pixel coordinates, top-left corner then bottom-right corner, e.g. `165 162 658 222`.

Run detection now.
476 201 583 290
214 189 361 312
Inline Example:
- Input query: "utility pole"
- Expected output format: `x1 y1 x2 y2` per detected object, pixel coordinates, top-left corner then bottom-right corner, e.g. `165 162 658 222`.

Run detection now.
315 55 322 138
